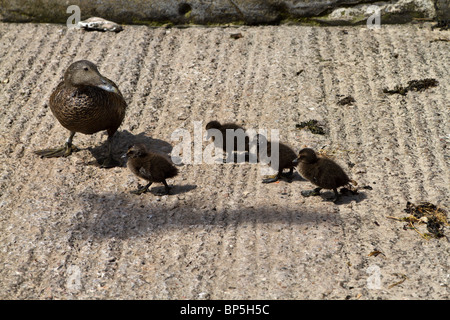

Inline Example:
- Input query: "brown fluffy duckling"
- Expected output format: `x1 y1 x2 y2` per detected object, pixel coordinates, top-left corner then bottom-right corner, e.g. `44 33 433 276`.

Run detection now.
125 144 179 195
34 60 127 168
293 148 356 202
205 120 250 155
258 136 298 183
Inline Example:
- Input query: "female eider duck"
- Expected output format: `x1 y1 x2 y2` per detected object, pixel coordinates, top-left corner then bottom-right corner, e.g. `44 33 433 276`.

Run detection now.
125 144 179 195
34 60 127 168
293 148 356 202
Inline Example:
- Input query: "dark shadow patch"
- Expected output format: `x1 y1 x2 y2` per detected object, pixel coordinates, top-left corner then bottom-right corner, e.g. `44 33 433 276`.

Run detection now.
178 3 192 16
87 130 174 168
132 184 197 196
317 189 367 205
432 19 450 31
71 191 340 240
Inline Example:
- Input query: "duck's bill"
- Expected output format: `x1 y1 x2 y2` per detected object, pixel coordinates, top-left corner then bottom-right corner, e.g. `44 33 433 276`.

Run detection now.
98 82 120 94
97 77 120 94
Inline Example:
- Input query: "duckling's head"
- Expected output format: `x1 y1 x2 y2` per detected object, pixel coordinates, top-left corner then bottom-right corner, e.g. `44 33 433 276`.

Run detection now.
205 121 222 130
64 60 118 93
293 148 317 165
126 144 148 159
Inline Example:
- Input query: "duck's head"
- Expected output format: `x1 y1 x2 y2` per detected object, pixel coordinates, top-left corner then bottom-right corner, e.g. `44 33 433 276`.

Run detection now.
292 148 317 165
64 60 119 94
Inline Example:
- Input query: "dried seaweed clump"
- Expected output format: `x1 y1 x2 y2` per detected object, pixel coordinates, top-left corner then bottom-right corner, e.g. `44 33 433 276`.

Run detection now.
390 202 448 239
337 96 355 106
295 120 325 135
383 79 439 96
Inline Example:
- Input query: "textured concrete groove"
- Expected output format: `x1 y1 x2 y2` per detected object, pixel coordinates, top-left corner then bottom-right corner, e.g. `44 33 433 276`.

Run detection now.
0 22 449 299
398 30 437 200
403 30 449 202
1 26 52 130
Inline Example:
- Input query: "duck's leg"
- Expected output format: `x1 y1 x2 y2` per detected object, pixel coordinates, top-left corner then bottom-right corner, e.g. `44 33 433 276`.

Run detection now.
100 132 121 168
34 131 79 158
301 187 322 197
130 182 152 195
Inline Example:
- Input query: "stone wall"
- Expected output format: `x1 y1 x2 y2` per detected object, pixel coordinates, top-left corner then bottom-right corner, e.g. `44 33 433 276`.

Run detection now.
0 0 445 25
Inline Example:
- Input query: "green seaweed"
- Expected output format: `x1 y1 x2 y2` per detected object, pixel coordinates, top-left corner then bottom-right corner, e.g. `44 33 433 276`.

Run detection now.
295 120 325 135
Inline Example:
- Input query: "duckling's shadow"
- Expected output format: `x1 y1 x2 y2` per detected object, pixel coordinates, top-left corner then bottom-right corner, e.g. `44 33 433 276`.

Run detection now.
317 189 367 205
141 184 197 195
288 171 307 182
87 130 174 168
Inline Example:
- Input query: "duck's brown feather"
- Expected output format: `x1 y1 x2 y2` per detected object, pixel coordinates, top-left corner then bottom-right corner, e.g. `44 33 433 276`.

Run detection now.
49 78 126 136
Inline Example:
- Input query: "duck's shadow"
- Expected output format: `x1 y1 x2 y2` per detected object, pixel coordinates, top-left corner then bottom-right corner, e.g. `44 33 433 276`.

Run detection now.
86 130 173 168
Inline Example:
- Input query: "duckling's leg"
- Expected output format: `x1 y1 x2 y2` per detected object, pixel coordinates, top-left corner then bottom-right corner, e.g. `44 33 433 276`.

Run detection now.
100 133 121 168
130 182 152 195
34 131 79 158
284 167 294 177
332 188 341 203
280 167 294 181
301 187 322 197
161 180 172 195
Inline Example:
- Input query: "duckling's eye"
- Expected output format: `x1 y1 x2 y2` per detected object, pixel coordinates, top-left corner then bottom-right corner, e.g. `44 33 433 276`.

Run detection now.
83 67 89 71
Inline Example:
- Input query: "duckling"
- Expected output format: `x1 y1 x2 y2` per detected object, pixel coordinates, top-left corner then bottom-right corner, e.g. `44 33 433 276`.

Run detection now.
205 120 250 154
34 60 127 168
258 136 298 183
293 148 356 202
125 144 179 195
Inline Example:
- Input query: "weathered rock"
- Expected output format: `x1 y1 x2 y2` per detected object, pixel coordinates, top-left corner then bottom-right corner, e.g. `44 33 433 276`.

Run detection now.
76 17 123 32
318 0 437 25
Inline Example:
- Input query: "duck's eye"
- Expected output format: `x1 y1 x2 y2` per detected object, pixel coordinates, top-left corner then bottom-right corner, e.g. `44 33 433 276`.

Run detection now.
83 67 89 71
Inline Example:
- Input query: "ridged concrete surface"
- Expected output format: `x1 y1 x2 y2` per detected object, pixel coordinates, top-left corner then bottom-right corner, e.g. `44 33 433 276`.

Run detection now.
0 22 448 299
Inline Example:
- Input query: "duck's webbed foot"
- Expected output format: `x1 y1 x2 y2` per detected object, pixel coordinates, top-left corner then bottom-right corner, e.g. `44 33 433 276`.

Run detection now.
301 187 322 197
34 142 79 158
130 182 152 195
262 174 280 184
